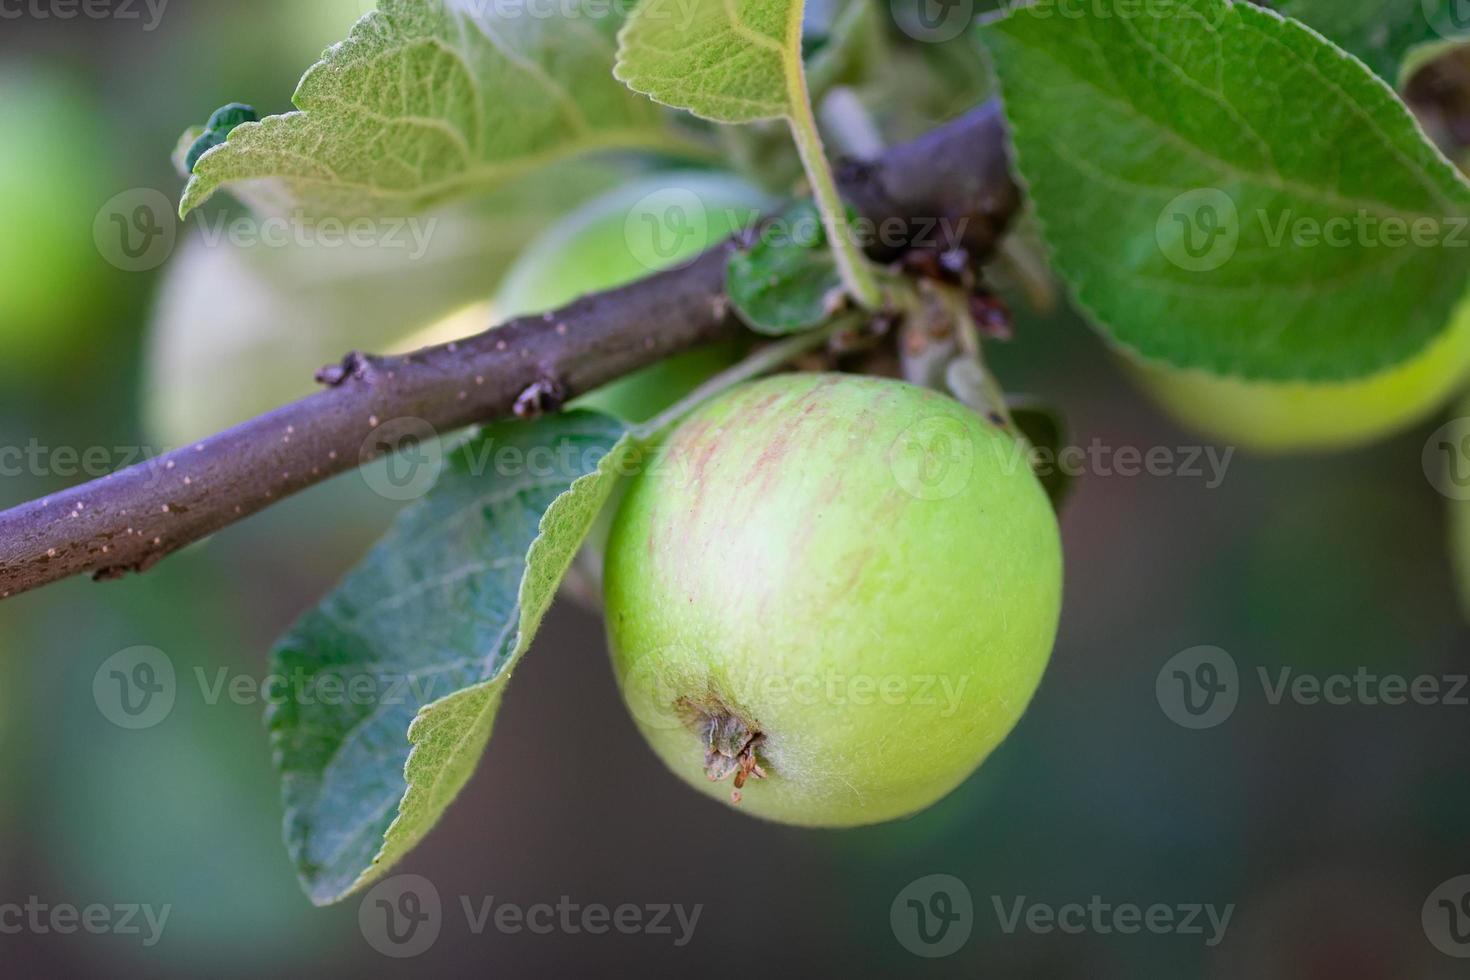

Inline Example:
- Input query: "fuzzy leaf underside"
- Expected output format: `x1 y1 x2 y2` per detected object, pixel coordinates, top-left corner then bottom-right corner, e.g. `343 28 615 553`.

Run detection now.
615 0 806 124
267 411 631 905
180 0 678 218
984 0 1470 382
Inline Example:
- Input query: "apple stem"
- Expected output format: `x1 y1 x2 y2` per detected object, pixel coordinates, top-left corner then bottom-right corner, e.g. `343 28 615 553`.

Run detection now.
785 60 886 312
940 284 1016 428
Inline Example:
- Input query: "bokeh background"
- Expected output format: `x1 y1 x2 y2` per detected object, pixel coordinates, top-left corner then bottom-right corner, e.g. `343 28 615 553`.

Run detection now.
3 2 1470 977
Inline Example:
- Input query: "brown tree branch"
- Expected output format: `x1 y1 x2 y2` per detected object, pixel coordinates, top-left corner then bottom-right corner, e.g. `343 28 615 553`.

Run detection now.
0 100 1021 600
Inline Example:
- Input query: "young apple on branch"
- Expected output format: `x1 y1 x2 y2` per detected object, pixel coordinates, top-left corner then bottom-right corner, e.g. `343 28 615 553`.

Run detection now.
3 0 1469 906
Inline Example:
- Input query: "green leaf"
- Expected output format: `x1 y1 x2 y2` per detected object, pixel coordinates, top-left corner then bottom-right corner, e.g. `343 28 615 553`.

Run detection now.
615 0 806 124
727 200 844 333
180 0 691 218
983 0 1470 382
267 411 634 905
716 0 886 190
616 0 886 309
1269 0 1469 84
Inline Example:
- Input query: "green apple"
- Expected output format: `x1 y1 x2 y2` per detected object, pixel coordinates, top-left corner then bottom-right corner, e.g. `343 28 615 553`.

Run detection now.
1129 301 1470 452
603 373 1063 826
496 170 773 423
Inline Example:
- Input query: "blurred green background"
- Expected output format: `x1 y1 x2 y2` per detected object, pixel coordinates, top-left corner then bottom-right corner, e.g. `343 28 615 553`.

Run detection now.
2 3 1470 977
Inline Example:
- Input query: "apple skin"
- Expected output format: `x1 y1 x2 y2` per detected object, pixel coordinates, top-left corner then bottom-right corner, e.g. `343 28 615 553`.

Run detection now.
1130 301 1470 453
496 170 773 423
603 373 1063 826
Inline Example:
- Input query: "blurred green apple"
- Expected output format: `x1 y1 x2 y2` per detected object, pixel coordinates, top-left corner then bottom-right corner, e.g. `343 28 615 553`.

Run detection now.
142 160 633 448
604 373 1063 826
496 170 774 423
1130 302 1470 452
